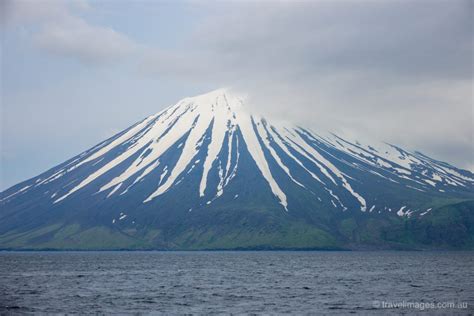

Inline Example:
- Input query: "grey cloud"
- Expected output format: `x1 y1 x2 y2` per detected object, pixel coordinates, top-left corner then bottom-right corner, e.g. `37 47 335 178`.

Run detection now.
4 0 137 64
34 19 137 64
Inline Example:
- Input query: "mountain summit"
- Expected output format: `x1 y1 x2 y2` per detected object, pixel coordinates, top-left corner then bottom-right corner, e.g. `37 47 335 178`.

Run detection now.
1 89 473 250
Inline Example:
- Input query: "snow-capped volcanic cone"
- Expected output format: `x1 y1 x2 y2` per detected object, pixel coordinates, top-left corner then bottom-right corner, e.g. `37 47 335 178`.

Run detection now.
1 89 473 250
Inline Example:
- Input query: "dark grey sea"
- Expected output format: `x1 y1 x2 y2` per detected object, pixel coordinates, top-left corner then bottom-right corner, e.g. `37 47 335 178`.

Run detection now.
0 251 472 314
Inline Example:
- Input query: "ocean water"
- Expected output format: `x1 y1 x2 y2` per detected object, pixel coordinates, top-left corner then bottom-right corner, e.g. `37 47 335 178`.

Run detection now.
0 251 472 314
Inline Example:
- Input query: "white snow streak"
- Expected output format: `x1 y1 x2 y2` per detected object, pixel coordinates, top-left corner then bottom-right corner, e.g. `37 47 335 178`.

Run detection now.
237 113 288 210
255 121 305 189
199 94 233 196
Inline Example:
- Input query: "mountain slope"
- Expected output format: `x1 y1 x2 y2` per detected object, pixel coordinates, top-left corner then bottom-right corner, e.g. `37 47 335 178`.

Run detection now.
1 89 473 250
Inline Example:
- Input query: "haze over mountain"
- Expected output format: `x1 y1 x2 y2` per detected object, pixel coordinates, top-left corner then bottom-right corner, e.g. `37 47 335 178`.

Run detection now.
1 89 473 250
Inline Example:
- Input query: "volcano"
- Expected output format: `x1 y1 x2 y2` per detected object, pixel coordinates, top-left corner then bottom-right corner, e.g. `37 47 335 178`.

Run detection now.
1 89 473 250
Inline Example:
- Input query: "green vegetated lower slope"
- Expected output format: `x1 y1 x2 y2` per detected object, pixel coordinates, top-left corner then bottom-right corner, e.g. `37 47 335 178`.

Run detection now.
1 200 472 251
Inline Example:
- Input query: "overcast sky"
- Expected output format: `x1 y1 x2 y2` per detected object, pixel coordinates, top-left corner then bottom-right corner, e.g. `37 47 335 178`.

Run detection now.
1 0 473 190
